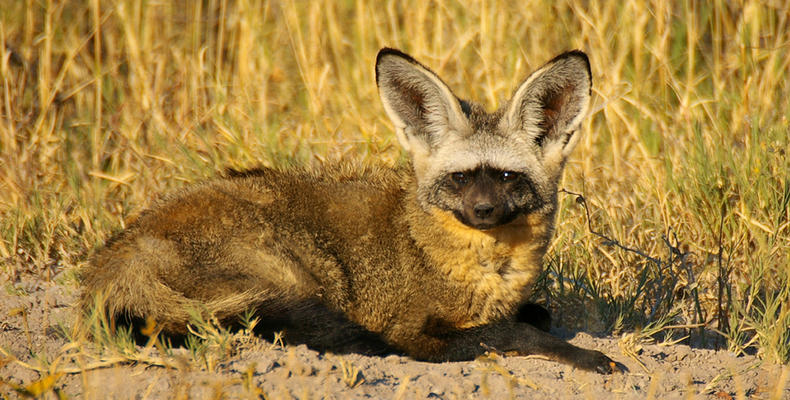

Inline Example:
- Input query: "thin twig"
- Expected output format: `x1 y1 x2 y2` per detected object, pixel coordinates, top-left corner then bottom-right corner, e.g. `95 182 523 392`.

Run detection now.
559 188 663 267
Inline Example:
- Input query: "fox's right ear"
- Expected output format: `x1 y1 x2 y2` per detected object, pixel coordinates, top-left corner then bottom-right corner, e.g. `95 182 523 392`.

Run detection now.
376 48 470 156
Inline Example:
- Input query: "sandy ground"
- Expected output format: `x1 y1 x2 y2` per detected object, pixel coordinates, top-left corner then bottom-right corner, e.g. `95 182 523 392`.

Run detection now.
1 269 788 399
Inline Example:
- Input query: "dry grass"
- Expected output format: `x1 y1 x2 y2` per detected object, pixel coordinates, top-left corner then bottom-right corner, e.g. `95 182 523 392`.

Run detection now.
0 0 788 386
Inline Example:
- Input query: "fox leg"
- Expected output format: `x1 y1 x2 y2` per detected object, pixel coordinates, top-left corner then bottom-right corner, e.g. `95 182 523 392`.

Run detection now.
249 298 395 356
397 321 615 374
515 303 552 332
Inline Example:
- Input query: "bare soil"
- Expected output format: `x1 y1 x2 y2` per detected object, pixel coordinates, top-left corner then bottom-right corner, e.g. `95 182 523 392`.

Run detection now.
1 270 787 399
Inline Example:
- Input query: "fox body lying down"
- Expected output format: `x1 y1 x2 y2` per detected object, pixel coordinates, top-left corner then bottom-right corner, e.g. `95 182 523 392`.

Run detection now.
80 48 615 373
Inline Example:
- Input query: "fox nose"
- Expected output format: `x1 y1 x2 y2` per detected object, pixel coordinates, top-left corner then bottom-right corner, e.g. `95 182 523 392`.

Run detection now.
474 203 495 219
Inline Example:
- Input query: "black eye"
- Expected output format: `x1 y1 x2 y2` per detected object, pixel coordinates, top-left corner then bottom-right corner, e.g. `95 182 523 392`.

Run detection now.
501 171 519 182
451 172 468 185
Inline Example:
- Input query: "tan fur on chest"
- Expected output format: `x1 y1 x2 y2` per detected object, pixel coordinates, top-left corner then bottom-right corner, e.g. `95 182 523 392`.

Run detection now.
416 209 552 328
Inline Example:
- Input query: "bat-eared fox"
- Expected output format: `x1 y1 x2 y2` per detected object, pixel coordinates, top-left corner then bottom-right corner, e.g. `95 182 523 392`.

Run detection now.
80 48 615 373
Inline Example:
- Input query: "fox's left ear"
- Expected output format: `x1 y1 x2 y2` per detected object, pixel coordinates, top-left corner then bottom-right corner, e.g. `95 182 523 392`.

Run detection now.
504 51 592 164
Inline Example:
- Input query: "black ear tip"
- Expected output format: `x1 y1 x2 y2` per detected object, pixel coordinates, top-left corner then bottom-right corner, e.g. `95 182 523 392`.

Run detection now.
376 48 403 66
376 48 417 66
376 48 420 84
565 49 589 60
554 50 589 65
556 50 591 77
377 47 406 59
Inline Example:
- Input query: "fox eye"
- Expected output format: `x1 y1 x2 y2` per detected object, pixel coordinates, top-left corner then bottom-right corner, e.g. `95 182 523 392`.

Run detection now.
450 172 468 185
500 171 519 182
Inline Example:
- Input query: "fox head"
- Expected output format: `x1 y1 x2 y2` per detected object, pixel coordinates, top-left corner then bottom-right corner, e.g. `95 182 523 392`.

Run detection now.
376 48 592 230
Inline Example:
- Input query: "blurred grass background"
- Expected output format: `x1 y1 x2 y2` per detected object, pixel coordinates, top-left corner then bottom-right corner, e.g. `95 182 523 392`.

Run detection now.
0 0 788 364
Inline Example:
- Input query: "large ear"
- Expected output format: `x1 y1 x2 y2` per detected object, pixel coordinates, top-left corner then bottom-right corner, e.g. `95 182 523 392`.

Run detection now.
376 48 470 155
504 51 592 162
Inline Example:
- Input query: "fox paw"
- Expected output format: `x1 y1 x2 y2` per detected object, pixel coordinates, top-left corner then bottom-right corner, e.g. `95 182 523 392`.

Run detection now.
575 350 617 374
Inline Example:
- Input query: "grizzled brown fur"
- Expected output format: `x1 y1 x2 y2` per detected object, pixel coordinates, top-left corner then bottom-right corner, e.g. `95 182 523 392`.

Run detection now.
80 48 615 373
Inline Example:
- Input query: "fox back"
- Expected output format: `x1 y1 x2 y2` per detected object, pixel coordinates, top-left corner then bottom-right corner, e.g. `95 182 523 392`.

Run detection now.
80 48 615 373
